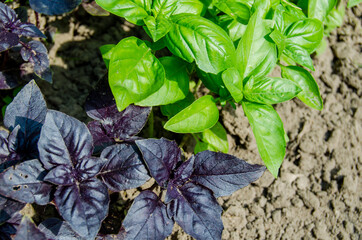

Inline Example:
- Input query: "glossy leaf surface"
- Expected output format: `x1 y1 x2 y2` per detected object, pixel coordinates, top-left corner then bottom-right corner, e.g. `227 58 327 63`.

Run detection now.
39 218 83 240
136 56 189 106
54 179 109 239
135 138 180 187
242 102 286 178
29 0 82 15
38 110 93 170
160 92 195 118
280 65 323 110
109 37 164 111
144 16 172 42
99 144 150 191
95 0 149 25
0 159 52 205
236 12 277 79
194 121 228 154
222 67 243 102
165 14 235 74
308 0 337 21
14 216 47 240
172 0 204 16
167 182 223 240
191 151 266 197
20 41 52 83
164 95 219 133
99 44 115 69
123 191 173 240
213 0 250 24
283 43 314 71
244 77 301 105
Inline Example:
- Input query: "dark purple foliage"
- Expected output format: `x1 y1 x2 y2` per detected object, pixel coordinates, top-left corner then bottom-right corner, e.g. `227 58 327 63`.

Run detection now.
133 138 266 240
29 0 82 15
0 159 53 205
39 218 84 240
167 182 223 240
0 222 17 240
14 216 47 240
98 144 150 192
135 138 181 188
0 31 19 52
0 2 17 27
4 80 47 161
0 196 25 224
123 191 173 240
85 78 151 151
20 41 52 83
38 110 109 239
191 151 266 197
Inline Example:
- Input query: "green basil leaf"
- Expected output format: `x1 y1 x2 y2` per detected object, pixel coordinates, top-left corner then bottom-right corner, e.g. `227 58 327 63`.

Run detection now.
160 91 195 118
244 76 301 105
196 69 230 98
194 140 218 154
152 0 177 17
95 0 150 25
165 14 236 74
284 43 314 71
109 37 165 111
280 65 323 110
226 19 247 42
285 18 323 53
164 95 219 133
221 67 243 102
242 101 286 178
173 0 205 15
251 0 271 18
308 0 337 21
348 0 362 8
144 16 172 42
136 56 189 106
196 121 229 153
236 12 277 79
273 3 306 33
324 4 345 35
99 44 116 69
270 28 286 57
213 0 251 24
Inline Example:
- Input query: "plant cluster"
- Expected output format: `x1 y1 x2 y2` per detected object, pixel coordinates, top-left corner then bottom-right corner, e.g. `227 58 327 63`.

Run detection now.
0 80 265 239
0 2 51 89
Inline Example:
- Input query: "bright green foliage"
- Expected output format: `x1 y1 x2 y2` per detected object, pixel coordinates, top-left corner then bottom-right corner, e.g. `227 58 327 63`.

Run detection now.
194 121 229 153
160 92 195 118
213 0 250 24
280 65 323 110
144 16 172 42
242 101 286 178
307 0 337 21
164 95 219 133
244 77 301 105
222 67 243 102
99 44 115 69
137 57 189 106
109 37 164 111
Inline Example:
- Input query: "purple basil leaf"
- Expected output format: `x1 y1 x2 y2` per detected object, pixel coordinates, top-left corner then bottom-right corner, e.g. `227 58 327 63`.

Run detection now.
38 110 93 170
99 144 150 192
191 151 266 197
135 138 181 188
75 156 104 181
85 78 151 144
0 130 10 158
0 195 25 223
12 22 46 38
166 182 223 240
39 218 84 240
44 165 74 186
20 40 52 83
4 80 46 129
0 31 19 52
29 0 82 15
0 70 21 89
0 159 52 205
172 157 194 186
0 2 17 26
54 178 109 239
87 120 114 152
0 222 17 240
14 216 47 240
123 191 173 240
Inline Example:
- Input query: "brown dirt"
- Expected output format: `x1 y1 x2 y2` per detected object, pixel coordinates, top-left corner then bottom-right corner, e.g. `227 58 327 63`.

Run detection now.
26 4 362 240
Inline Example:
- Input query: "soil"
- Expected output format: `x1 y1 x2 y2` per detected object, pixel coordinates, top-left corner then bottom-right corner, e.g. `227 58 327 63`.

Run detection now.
15 3 362 240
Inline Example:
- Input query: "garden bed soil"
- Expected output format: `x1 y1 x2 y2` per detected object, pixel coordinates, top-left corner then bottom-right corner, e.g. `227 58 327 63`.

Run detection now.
24 4 362 240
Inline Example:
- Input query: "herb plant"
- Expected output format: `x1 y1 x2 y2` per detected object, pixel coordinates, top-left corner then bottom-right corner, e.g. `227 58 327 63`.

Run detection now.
0 2 52 89
0 80 266 239
93 0 334 177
